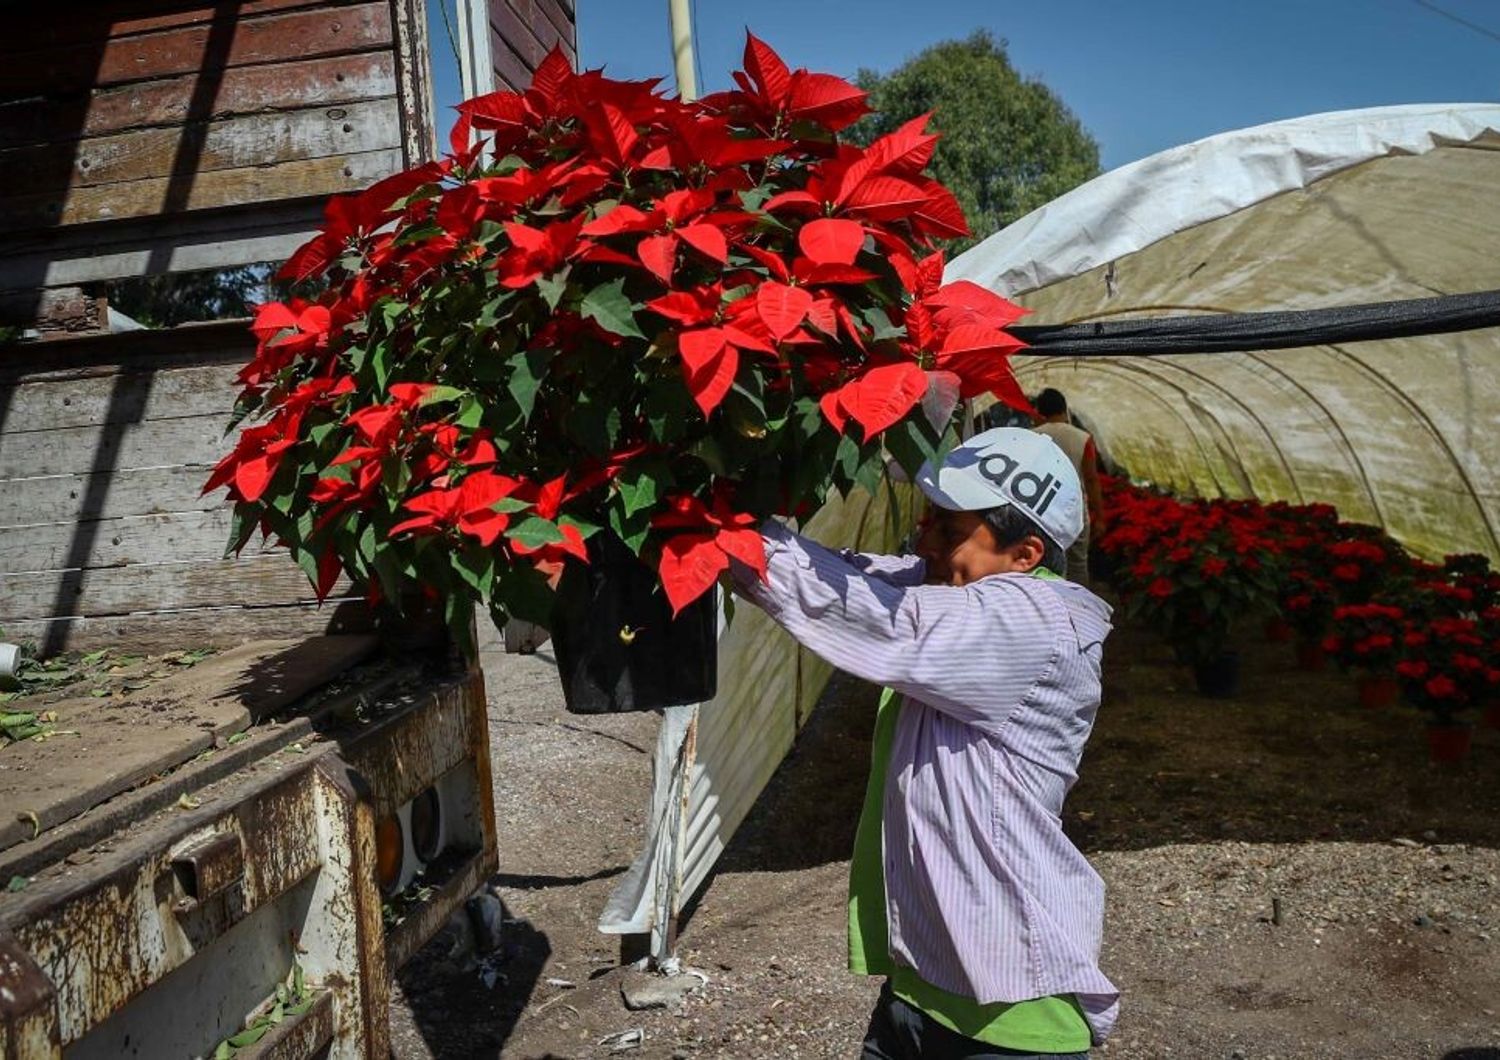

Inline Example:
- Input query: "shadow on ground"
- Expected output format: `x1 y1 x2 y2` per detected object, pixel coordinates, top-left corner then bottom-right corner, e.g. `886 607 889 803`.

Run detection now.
393 898 551 1058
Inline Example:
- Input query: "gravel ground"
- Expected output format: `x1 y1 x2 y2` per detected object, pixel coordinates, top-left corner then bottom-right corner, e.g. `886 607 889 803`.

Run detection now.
389 617 1500 1060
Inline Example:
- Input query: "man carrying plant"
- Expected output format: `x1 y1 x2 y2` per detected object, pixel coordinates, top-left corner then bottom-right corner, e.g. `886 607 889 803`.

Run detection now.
732 427 1118 1058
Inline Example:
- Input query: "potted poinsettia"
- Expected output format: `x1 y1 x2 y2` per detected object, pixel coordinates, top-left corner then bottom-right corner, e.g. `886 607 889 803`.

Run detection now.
205 36 1031 712
1110 499 1278 697
1396 613 1491 764
1323 602 1405 708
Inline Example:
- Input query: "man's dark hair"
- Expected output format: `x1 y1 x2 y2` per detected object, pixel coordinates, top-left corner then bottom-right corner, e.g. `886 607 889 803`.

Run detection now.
1034 387 1068 417
981 505 1068 576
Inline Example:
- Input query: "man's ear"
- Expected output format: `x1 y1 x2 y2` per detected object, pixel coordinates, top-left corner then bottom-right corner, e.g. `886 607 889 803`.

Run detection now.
1010 534 1047 573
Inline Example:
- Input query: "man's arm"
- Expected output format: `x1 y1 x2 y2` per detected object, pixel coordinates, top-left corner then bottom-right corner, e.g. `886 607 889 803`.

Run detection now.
838 549 926 586
735 523 1060 735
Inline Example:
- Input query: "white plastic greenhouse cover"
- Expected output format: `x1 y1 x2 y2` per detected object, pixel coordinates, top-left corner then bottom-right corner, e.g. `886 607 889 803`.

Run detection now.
949 103 1500 560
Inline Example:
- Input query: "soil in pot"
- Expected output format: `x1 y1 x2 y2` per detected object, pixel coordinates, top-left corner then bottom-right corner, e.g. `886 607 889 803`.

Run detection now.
551 532 718 714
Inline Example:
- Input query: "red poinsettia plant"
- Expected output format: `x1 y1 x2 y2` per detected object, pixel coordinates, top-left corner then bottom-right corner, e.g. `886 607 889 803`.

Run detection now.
1396 612 1500 724
205 36 1030 649
1322 602 1405 674
1100 484 1280 665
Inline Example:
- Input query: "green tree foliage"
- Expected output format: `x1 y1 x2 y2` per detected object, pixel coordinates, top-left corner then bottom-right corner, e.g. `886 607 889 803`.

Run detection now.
850 31 1100 254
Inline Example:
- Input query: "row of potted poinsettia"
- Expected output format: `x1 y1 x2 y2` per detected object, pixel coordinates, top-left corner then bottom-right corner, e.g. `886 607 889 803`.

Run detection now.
1096 477 1500 763
205 37 1034 714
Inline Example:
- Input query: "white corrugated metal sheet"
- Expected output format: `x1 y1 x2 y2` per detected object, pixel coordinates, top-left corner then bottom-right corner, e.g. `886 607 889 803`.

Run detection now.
600 481 918 939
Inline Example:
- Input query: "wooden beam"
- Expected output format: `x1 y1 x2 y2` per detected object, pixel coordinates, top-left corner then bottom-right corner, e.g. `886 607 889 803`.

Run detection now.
390 0 437 165
0 4 395 96
0 147 403 229
490 0 550 70
2 99 400 198
5 0 359 55
0 204 322 292
1 363 239 433
1 465 228 530
0 508 260 575
510 0 576 62
0 53 398 150
0 600 374 655
488 25 536 93
0 320 252 383
0 412 230 481
1 555 347 620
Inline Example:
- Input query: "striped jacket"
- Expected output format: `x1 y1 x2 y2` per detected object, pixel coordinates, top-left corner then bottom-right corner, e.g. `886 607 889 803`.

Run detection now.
738 522 1120 1042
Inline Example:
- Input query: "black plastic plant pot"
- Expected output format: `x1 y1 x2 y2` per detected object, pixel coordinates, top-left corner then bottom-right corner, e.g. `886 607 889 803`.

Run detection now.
1192 651 1241 699
550 531 718 714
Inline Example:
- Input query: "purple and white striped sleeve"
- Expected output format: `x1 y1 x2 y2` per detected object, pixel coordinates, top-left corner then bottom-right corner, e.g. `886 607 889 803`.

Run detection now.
735 522 1059 734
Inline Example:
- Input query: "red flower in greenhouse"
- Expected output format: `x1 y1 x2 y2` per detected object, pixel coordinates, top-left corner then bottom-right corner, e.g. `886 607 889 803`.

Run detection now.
1146 577 1175 599
1425 674 1460 700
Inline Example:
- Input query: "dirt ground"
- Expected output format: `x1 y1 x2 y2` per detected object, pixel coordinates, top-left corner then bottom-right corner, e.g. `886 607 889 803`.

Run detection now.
388 612 1500 1060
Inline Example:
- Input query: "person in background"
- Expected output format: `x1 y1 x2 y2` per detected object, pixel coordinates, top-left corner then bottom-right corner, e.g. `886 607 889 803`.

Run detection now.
732 428 1118 1058
1031 389 1105 587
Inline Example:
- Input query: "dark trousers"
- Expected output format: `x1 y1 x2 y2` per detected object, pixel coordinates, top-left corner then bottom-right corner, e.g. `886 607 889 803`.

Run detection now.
860 984 1090 1060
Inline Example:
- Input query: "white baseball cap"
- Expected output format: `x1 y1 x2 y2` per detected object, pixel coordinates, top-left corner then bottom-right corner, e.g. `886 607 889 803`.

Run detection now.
916 427 1085 550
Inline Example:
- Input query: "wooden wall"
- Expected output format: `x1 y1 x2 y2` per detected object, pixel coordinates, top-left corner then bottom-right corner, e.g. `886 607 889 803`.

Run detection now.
0 0 432 314
0 0 577 654
0 325 367 654
488 0 575 91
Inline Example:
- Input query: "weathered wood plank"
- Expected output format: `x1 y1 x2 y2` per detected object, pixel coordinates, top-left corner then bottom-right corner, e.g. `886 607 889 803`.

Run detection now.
0 52 397 149
5 0 351 55
0 412 229 480
0 635 376 854
0 600 374 655
391 0 436 166
2 363 238 433
1 554 342 620
0 205 319 291
0 508 255 575
1 98 400 197
2 465 228 529
488 25 537 93
490 0 550 70
508 0 576 61
0 4 394 96
0 147 403 229
0 321 251 384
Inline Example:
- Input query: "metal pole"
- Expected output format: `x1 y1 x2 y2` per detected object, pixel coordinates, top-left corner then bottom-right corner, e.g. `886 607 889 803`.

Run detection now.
648 0 700 972
667 0 698 101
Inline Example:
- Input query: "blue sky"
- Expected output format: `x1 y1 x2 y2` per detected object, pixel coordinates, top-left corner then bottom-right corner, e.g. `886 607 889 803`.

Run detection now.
426 1 1498 171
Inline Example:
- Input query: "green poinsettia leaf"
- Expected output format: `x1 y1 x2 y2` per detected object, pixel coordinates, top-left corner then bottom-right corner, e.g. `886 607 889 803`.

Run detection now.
420 385 466 405
507 515 566 549
537 270 570 312
507 347 554 423
617 459 672 517
579 278 645 340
